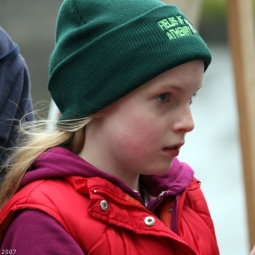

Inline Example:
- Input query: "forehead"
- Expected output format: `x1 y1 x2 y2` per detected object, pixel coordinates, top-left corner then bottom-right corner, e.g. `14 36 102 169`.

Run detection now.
136 60 204 93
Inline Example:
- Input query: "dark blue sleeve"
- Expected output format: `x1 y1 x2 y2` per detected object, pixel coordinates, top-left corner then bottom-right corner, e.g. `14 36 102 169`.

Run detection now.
0 28 34 166
1 210 85 255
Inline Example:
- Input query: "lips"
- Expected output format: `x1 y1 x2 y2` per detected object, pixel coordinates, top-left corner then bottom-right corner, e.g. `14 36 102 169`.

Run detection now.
162 143 184 157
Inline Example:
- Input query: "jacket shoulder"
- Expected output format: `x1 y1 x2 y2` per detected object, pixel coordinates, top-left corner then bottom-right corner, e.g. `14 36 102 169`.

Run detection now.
185 178 216 233
0 178 107 252
177 177 219 254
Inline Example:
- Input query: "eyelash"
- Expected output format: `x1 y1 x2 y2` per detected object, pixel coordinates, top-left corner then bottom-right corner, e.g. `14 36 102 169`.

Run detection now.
157 93 171 103
190 93 197 105
157 92 197 104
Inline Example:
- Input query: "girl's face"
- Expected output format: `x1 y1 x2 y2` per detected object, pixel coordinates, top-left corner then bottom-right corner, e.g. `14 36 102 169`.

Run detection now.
80 60 204 189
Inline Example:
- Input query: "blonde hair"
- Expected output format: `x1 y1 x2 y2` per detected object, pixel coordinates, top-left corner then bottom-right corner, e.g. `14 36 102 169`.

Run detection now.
0 115 94 209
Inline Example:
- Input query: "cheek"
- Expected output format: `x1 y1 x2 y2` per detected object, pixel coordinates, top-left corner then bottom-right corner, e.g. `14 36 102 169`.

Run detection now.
111 113 161 154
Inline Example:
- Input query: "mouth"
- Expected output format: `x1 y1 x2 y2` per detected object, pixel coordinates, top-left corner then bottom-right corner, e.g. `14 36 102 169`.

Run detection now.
162 143 184 157
164 143 184 150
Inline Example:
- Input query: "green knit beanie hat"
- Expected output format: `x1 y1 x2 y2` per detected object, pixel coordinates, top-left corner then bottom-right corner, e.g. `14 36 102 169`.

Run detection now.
48 0 212 120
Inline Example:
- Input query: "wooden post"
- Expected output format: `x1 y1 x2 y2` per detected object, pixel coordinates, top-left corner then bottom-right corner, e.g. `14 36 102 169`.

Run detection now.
162 0 203 28
227 0 255 249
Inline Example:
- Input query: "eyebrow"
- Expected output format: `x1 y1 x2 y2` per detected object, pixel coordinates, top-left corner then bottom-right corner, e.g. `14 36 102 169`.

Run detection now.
160 84 185 93
160 84 202 94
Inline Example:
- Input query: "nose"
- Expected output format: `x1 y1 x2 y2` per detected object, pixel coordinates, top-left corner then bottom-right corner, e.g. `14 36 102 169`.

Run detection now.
173 106 194 133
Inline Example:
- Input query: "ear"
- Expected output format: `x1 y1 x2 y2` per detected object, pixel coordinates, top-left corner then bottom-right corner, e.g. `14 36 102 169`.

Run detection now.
93 109 104 119
93 100 118 119
93 103 113 119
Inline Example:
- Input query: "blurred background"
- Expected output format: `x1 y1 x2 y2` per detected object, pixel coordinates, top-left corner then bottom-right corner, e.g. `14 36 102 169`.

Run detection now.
0 0 254 254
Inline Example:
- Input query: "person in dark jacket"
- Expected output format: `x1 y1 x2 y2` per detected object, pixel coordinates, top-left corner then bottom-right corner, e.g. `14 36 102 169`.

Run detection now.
0 27 34 171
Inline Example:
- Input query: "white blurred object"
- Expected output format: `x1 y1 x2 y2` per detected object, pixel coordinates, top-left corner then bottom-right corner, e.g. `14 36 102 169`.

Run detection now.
46 99 59 131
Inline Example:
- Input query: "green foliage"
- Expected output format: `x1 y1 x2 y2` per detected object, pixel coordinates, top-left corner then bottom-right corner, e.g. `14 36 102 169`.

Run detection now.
202 0 255 21
202 0 226 20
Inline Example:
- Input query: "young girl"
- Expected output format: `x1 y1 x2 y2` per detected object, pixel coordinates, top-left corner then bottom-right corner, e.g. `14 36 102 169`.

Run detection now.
0 0 219 254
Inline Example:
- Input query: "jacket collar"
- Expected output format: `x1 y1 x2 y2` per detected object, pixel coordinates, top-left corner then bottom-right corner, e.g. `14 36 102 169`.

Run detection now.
21 147 194 202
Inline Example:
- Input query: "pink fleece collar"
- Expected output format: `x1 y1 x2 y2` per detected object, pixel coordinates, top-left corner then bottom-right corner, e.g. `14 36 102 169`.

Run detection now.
21 147 194 199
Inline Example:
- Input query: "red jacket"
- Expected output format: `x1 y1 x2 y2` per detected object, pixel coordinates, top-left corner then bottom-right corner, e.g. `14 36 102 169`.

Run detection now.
0 175 219 255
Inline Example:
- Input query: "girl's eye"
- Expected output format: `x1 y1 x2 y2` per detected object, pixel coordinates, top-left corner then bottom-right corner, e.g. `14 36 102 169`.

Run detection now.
157 93 171 103
190 93 197 105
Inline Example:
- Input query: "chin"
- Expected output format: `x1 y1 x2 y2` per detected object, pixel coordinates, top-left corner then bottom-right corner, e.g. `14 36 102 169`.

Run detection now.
141 164 173 176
